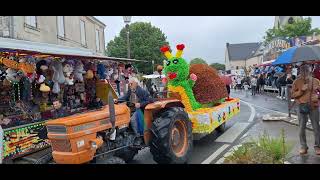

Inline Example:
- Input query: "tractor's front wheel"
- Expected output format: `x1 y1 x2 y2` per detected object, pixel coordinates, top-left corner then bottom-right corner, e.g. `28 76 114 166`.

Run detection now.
150 107 193 164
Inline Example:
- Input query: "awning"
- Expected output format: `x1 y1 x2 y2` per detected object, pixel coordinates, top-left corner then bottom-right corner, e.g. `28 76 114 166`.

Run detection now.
142 74 165 79
0 37 147 62
258 59 275 66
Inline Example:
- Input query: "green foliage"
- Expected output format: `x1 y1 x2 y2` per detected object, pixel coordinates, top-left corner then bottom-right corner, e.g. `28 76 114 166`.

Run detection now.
190 58 207 65
224 129 292 164
264 17 320 43
164 57 190 86
164 56 202 111
210 63 225 70
106 22 169 74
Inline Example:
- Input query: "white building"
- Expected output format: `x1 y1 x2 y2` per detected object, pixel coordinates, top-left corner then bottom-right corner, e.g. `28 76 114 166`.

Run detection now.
0 16 106 55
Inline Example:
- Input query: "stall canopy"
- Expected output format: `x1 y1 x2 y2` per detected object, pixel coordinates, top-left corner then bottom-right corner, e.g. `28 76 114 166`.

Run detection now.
0 37 147 62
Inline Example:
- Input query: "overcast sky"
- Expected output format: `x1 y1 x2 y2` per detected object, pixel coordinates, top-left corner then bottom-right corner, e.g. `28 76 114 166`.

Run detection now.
96 16 320 64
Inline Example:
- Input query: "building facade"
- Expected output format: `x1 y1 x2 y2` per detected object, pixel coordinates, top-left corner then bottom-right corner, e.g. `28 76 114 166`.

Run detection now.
0 16 106 55
225 42 262 71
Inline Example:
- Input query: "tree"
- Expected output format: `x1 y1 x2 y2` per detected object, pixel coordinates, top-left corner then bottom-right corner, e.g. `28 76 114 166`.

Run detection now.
106 22 169 74
210 63 225 71
190 58 207 65
263 17 320 43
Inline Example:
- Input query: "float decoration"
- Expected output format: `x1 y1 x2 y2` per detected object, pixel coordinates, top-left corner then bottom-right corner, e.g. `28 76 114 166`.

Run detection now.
161 44 240 134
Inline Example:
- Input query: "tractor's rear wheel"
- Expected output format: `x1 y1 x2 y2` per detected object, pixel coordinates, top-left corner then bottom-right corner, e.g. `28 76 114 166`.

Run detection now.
150 107 193 164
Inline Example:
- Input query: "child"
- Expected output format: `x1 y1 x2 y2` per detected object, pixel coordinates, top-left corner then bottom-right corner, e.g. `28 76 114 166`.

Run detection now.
243 82 249 97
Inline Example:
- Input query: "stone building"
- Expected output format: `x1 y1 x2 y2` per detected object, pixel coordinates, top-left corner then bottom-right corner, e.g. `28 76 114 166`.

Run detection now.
0 16 106 55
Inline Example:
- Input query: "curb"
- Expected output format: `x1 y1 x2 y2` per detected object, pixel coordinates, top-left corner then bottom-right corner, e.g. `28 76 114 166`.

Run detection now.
263 115 314 131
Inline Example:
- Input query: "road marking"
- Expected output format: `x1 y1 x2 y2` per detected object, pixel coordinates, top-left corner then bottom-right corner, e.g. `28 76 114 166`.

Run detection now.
240 100 256 122
216 145 243 164
240 100 298 119
201 144 230 164
215 122 250 143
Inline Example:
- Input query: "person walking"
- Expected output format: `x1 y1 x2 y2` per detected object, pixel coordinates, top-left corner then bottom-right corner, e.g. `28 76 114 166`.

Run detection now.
258 74 265 94
250 75 257 96
291 64 320 155
236 76 242 91
279 73 288 100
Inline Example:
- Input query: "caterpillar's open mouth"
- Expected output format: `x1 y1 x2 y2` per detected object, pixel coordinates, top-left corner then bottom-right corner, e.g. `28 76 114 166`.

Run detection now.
167 72 177 80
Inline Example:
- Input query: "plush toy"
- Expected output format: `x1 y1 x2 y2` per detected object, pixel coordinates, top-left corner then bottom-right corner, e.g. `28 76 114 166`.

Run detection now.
63 60 75 85
5 68 18 82
84 61 95 79
36 60 48 75
85 70 94 79
74 61 86 82
51 60 65 94
65 73 74 85
97 63 107 80
0 69 7 81
18 58 35 78
40 83 51 92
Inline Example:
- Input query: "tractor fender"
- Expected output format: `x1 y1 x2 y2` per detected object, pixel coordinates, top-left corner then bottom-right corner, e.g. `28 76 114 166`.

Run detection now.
144 99 185 145
145 99 185 111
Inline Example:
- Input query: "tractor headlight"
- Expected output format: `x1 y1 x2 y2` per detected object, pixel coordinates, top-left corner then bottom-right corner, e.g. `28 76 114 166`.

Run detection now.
91 141 97 149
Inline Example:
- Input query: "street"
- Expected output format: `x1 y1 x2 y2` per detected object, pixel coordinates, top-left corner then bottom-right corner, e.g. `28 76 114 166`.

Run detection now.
130 89 320 164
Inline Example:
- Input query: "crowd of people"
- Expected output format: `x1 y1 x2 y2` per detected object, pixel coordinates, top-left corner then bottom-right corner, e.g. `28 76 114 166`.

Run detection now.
225 63 320 156
231 70 297 100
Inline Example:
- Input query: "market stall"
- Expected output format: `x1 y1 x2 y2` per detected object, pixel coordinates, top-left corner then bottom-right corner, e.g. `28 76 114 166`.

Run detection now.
0 39 146 163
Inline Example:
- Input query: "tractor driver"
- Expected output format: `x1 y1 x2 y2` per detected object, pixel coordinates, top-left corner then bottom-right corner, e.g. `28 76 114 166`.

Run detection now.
114 77 154 143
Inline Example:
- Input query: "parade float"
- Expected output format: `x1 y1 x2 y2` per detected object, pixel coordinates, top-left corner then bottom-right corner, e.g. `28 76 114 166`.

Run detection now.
161 44 240 134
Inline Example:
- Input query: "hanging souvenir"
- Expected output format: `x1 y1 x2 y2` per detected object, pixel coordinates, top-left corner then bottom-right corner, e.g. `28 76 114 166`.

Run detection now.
74 61 86 82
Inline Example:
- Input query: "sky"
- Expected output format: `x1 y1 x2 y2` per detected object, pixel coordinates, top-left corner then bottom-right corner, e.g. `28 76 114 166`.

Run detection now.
96 16 320 64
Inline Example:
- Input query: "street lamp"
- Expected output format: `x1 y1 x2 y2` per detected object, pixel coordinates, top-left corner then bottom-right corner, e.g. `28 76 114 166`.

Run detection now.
123 16 132 59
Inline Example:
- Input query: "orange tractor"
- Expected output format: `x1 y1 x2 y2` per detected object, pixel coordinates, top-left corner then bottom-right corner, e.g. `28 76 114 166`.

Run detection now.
46 82 193 164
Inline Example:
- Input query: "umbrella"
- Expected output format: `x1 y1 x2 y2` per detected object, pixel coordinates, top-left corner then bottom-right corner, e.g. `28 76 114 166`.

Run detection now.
220 75 232 85
272 45 320 65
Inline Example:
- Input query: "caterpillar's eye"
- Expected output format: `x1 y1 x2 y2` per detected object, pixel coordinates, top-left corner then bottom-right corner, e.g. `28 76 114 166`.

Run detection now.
173 59 179 64
166 61 171 66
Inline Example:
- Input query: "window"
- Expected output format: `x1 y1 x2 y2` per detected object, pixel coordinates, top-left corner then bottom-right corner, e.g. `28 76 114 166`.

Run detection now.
57 16 65 38
95 29 100 52
80 20 86 46
25 16 37 28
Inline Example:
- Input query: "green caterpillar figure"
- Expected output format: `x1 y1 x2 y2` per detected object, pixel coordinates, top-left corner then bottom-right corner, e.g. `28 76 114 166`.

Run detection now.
161 44 228 112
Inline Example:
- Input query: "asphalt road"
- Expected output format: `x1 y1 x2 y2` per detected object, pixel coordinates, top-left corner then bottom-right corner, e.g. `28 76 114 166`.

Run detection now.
130 90 258 164
130 89 317 164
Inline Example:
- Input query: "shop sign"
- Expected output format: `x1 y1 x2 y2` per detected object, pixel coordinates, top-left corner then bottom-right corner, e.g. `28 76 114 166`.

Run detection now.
264 38 290 54
2 121 50 160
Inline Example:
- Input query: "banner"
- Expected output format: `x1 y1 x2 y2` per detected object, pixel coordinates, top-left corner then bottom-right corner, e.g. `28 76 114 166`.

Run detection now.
2 121 50 160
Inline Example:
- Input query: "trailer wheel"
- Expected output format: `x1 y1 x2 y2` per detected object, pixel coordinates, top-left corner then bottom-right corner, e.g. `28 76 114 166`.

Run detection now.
216 122 226 133
150 107 193 164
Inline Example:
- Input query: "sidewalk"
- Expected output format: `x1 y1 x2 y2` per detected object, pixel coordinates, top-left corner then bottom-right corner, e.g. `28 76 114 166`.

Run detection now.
230 89 320 164
231 89 314 130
